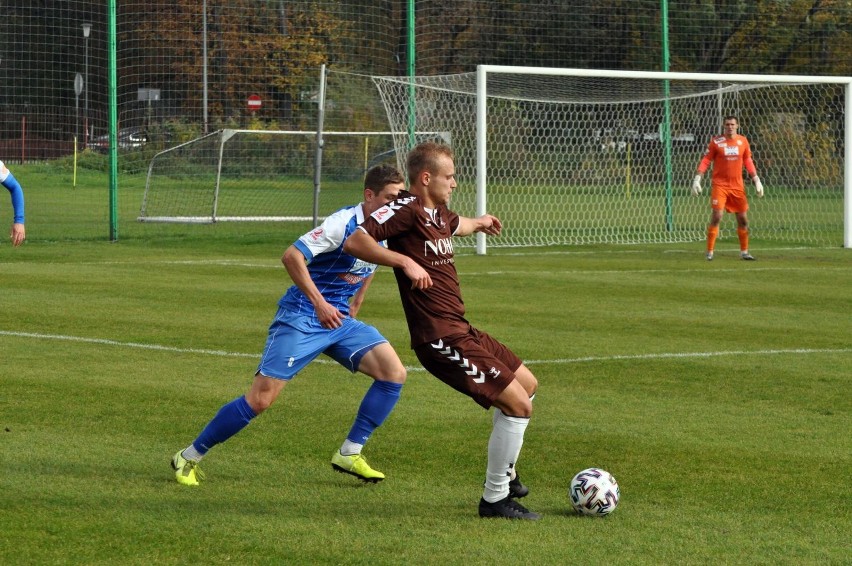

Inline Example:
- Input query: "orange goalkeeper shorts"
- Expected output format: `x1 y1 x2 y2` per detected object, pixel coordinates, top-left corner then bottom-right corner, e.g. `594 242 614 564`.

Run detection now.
711 186 749 214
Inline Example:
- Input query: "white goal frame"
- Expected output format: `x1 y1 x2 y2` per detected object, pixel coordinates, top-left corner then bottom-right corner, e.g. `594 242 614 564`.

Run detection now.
139 129 321 223
139 128 447 225
472 66 852 254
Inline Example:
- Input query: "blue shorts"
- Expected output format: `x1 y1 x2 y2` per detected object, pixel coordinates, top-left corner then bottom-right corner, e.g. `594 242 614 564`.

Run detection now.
256 307 387 380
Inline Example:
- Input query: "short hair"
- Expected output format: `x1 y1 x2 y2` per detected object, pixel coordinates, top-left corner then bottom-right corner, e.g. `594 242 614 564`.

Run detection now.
723 115 739 123
406 141 454 185
364 164 404 193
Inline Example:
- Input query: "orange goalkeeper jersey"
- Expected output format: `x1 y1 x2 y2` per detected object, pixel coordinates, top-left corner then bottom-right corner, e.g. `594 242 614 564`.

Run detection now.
698 134 755 193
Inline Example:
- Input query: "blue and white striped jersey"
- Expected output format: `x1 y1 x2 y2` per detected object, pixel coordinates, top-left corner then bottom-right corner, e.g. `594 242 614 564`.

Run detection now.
278 203 381 316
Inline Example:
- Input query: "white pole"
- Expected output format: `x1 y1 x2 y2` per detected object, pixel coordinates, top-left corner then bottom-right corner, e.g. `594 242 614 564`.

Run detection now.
475 65 487 255
313 64 327 228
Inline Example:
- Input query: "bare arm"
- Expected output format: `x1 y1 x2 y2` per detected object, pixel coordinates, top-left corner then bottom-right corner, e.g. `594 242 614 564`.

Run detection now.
343 229 433 290
455 214 502 237
348 273 373 318
282 244 345 329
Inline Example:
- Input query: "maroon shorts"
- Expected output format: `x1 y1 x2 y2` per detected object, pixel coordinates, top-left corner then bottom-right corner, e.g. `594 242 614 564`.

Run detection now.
413 326 522 409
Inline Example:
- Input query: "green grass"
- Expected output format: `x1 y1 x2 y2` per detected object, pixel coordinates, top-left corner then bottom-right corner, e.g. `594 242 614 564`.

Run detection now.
0 164 850 564
12 159 844 248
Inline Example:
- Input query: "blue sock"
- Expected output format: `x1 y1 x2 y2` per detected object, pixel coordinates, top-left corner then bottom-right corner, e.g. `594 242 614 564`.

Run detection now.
192 395 257 455
346 381 403 445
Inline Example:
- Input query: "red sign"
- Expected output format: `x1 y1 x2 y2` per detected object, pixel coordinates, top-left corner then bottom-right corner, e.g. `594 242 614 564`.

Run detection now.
246 94 262 112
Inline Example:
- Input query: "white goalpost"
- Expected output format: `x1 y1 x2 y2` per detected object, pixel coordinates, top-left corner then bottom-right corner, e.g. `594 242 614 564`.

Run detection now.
372 66 852 253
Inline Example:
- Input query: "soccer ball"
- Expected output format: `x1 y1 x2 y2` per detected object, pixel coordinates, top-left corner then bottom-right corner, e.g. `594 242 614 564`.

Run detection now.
569 468 620 516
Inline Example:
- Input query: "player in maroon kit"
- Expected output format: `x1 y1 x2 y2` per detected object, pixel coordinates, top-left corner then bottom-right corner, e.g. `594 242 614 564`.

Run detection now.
344 142 541 520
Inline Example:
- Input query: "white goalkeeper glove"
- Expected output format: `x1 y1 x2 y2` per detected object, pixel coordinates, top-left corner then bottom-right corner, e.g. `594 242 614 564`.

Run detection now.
691 175 702 196
752 176 764 198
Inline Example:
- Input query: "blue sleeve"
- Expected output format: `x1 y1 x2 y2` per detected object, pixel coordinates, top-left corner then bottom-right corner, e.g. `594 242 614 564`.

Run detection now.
2 172 25 224
292 239 313 262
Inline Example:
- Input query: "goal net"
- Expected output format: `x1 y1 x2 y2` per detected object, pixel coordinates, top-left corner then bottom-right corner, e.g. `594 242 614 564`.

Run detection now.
139 129 445 223
372 67 851 251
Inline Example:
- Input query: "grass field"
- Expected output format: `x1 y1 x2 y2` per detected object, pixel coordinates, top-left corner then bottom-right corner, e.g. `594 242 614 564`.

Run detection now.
1 164 850 564
16 157 843 248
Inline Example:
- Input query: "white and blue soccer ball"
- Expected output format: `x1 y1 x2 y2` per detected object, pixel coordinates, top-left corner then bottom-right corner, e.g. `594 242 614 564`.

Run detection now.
569 467 620 516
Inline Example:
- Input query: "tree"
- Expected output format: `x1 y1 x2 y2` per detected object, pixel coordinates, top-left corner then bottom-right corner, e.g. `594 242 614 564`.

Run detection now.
126 0 348 128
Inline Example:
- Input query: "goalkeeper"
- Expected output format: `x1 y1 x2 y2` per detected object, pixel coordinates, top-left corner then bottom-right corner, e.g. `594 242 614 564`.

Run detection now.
691 115 763 261
172 165 408 486
1 160 25 246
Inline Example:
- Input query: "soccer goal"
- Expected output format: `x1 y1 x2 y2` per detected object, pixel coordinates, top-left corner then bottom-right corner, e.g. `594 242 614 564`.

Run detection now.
139 129 444 224
372 66 852 252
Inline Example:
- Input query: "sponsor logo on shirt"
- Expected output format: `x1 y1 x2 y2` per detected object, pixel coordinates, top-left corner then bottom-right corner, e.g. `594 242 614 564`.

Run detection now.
422 207 445 228
372 205 395 224
424 237 455 265
309 227 324 240
339 272 367 284
724 145 739 157
338 258 376 284
371 196 416 224
352 258 373 272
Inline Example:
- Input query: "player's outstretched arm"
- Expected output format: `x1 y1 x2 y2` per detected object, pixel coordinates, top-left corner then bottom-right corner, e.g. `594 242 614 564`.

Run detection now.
456 214 502 237
344 230 432 290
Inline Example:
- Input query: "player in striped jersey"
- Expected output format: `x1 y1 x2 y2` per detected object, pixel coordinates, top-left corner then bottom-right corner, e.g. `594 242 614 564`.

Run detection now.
172 165 407 486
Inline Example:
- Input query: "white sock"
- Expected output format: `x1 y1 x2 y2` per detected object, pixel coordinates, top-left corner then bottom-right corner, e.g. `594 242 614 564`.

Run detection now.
483 409 529 503
492 408 518 480
340 439 363 456
182 444 204 462
493 395 534 481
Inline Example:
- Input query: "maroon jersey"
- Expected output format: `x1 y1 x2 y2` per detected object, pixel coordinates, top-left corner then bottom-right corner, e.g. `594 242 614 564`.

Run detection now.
358 190 469 347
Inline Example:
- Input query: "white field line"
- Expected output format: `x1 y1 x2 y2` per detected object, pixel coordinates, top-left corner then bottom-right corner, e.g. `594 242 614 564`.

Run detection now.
2 330 848 371
0 330 257 358
522 348 852 365
3 259 849 279
0 244 843 268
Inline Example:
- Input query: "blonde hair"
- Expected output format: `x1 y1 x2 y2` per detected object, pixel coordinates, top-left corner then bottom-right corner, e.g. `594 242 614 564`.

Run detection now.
406 141 454 185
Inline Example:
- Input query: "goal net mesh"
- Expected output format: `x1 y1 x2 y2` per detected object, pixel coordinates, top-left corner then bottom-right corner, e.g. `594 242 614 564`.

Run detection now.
140 129 417 223
372 71 845 248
